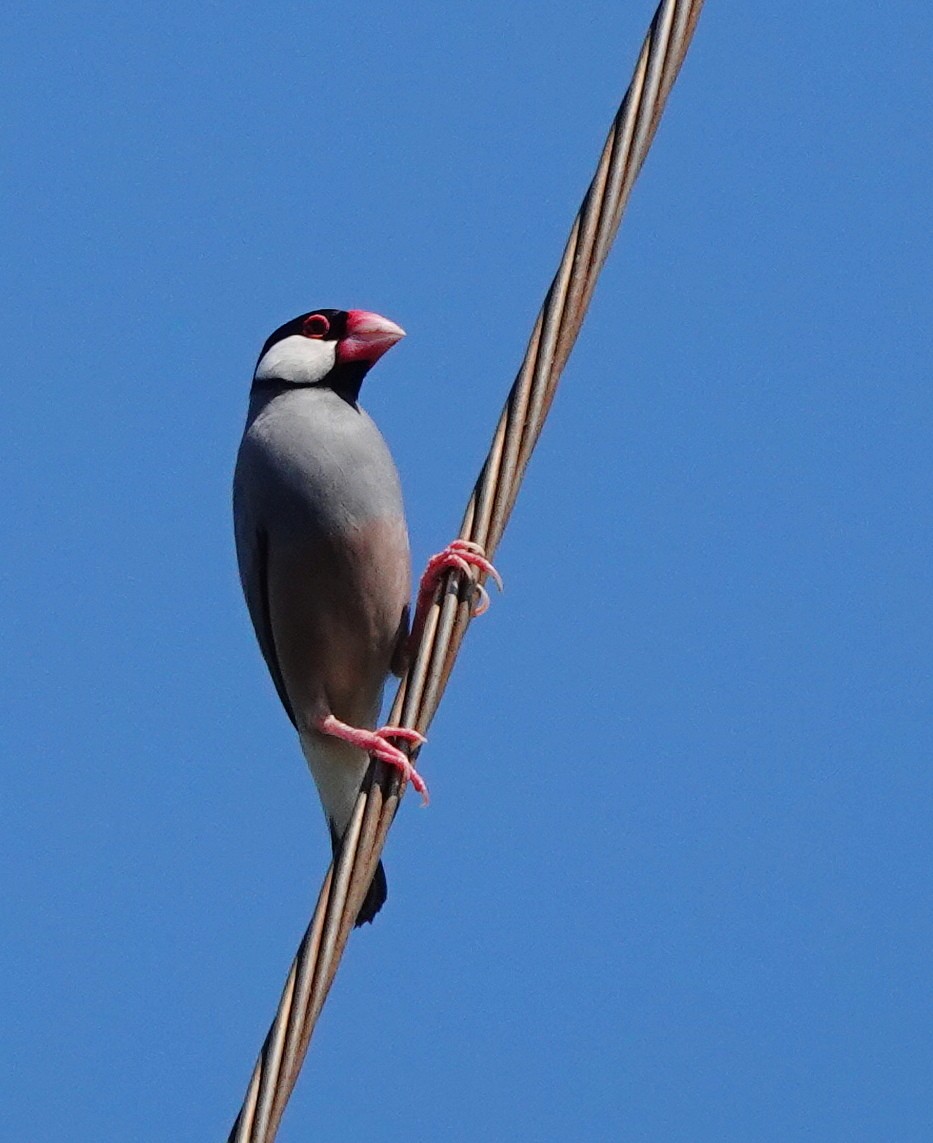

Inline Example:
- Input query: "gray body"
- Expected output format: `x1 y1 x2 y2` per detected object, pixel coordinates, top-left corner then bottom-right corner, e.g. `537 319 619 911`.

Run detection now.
234 384 410 916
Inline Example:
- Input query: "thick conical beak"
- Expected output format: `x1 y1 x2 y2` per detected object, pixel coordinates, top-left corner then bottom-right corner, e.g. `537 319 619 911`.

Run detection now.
337 310 406 365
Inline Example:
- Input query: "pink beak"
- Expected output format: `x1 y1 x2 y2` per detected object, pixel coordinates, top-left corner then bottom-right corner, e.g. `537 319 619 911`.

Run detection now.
336 310 406 365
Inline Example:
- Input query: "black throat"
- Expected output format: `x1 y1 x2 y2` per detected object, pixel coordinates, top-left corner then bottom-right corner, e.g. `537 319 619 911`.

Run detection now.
249 360 370 405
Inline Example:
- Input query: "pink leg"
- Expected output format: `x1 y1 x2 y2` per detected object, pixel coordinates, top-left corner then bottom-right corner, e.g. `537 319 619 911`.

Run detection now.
316 714 429 805
411 540 503 649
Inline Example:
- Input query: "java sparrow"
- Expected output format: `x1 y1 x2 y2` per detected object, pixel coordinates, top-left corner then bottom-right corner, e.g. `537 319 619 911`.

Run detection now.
233 308 499 925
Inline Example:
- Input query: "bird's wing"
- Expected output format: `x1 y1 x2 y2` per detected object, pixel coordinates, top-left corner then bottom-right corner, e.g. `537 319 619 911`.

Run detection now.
235 514 297 729
389 603 411 678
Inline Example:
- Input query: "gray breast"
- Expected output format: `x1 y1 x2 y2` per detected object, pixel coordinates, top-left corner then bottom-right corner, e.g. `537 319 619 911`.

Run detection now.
239 388 405 534
234 387 411 729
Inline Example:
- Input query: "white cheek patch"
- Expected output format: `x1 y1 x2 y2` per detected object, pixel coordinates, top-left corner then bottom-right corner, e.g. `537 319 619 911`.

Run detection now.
254 335 337 386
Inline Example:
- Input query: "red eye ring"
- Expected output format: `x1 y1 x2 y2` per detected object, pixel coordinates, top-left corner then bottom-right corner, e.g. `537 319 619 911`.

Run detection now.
302 313 330 339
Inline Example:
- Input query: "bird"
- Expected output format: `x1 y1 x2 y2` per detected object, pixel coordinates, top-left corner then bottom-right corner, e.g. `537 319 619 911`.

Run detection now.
233 307 499 925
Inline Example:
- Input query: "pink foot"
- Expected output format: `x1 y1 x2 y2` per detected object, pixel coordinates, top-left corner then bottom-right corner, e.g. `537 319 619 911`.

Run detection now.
376 725 427 747
412 540 503 646
316 715 430 805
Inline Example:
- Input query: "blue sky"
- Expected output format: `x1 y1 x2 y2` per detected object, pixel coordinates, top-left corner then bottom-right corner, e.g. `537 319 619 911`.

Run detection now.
3 4 931 1141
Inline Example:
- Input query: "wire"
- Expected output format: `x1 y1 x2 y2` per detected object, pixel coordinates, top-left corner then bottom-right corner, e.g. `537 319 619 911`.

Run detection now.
228 2 706 1138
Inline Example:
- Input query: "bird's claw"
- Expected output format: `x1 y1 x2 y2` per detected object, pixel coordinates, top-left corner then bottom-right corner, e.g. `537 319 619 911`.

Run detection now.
378 724 427 747
317 715 430 806
371 736 430 806
419 539 503 617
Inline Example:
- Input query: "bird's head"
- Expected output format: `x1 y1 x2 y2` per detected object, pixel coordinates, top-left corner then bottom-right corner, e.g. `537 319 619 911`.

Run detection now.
252 308 406 403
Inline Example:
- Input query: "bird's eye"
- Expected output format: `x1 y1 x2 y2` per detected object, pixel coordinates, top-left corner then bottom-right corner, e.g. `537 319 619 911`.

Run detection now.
302 313 330 339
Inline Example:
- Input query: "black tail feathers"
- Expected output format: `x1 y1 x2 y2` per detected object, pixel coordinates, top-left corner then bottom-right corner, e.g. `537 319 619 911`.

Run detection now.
329 821 388 927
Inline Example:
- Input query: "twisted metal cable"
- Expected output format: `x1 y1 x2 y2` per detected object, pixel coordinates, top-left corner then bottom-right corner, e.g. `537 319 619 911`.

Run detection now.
228 2 705 1138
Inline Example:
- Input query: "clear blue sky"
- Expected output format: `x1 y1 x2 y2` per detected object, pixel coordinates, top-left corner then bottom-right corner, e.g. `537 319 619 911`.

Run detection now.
3 4 930 1141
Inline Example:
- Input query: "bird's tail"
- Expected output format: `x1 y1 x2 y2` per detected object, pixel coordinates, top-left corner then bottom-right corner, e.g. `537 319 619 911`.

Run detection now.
302 728 389 925
329 821 388 926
